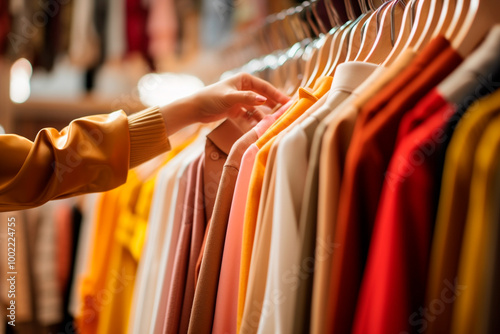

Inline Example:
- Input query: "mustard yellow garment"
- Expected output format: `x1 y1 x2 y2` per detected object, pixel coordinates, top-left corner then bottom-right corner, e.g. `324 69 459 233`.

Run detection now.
451 107 500 334
94 140 192 334
0 107 170 212
76 173 141 334
94 176 149 334
426 89 500 334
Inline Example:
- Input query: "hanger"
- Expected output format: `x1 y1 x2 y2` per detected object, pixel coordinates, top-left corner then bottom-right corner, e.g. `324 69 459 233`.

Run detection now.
295 4 323 89
323 18 360 77
280 5 315 94
429 0 457 38
382 0 434 60
345 11 372 61
382 0 417 66
346 0 363 19
370 0 387 9
312 0 364 79
354 1 392 61
364 0 405 64
452 0 500 58
358 0 368 13
304 0 336 88
445 0 469 41
411 0 444 50
272 11 300 91
312 0 347 78
344 0 357 21
326 0 349 27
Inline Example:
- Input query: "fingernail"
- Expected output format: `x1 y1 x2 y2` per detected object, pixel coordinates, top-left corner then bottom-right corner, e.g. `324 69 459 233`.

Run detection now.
256 95 267 103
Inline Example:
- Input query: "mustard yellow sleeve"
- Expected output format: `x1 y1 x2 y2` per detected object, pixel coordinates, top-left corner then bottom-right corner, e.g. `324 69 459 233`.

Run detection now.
0 106 170 212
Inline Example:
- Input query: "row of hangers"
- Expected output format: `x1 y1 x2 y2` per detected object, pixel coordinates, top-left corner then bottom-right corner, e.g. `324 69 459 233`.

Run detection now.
220 0 500 96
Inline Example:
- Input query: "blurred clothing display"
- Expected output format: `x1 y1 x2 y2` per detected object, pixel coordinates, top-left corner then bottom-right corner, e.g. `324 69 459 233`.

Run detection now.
3 1 500 334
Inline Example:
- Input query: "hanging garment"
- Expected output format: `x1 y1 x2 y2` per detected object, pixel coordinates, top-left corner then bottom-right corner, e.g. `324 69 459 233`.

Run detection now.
425 25 500 334
77 184 126 334
309 59 412 334
238 76 332 332
211 101 292 334
187 104 292 334
0 211 33 324
326 35 462 334
451 102 500 334
239 93 330 334
187 129 259 334
68 193 100 318
290 61 378 334
0 0 10 54
126 0 151 64
128 131 200 334
352 90 456 334
249 62 377 334
152 149 203 334
162 120 244 334
69 0 100 68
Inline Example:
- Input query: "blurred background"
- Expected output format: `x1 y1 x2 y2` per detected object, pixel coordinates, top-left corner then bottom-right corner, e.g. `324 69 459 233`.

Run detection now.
0 0 312 141
0 1 343 333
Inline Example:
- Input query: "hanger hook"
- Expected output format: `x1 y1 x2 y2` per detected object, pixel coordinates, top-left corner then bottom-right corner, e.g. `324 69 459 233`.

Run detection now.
275 10 293 48
343 0 356 21
304 1 321 37
311 0 329 34
358 0 367 13
369 0 376 11
375 0 392 33
284 8 302 44
323 0 337 27
295 4 313 40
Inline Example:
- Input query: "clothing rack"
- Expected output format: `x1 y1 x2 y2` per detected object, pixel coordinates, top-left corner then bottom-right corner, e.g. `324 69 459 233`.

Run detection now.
3 1 500 334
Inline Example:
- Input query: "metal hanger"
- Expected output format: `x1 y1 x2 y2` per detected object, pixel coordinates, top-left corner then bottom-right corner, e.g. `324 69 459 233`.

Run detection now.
363 0 405 64
383 0 417 66
354 0 390 61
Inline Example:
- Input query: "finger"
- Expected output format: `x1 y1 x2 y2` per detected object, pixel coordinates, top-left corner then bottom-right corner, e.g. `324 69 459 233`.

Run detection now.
226 91 268 107
255 105 274 116
227 105 265 122
243 107 265 122
252 109 266 122
238 73 290 105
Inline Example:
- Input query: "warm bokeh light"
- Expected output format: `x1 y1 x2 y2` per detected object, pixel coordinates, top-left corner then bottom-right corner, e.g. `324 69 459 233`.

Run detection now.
10 58 33 104
138 73 205 107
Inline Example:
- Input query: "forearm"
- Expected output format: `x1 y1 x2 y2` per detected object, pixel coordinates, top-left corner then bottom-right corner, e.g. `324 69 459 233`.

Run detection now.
0 107 170 212
0 73 288 211
159 96 200 136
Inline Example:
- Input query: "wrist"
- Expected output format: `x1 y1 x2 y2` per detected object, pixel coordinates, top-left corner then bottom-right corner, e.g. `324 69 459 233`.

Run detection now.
159 96 200 136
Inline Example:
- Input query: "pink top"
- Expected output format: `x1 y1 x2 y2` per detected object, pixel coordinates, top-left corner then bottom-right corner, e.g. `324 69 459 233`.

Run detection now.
212 100 292 333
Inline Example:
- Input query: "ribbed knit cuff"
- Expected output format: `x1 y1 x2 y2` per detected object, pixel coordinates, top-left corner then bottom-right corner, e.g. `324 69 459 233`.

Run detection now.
127 106 171 169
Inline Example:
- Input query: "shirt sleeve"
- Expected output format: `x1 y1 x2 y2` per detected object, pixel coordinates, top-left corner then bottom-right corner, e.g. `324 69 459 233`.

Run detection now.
0 106 171 212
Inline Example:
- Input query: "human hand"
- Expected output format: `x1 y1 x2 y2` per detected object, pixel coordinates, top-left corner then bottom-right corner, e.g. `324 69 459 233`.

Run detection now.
160 73 290 135
192 72 290 123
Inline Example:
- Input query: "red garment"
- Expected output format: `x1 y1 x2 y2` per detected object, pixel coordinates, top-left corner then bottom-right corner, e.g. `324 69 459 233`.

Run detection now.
352 90 452 334
0 0 9 53
126 0 151 62
326 37 462 333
